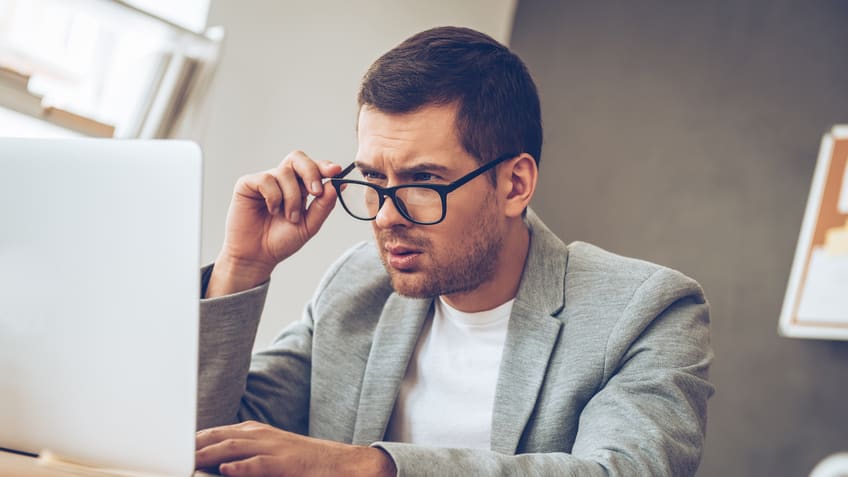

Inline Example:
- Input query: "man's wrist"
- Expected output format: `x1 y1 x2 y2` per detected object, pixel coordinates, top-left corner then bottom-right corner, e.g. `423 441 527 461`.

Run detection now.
205 254 274 298
349 446 396 477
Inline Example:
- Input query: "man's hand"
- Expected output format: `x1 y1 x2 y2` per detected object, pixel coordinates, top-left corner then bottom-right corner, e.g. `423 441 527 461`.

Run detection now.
195 421 397 477
206 151 342 297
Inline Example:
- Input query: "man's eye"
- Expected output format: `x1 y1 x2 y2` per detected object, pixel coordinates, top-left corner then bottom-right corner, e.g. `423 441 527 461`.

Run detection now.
413 172 437 182
362 171 386 181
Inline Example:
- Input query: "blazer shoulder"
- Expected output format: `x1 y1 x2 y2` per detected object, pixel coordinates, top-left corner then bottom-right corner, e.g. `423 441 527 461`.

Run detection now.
566 241 660 279
563 241 705 315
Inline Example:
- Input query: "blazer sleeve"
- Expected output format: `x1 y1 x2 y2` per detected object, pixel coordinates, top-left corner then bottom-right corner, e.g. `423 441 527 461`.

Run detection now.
374 267 714 477
195 264 315 435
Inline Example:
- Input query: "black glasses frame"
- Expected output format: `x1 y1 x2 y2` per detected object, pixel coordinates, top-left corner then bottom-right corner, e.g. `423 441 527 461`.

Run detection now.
330 152 517 225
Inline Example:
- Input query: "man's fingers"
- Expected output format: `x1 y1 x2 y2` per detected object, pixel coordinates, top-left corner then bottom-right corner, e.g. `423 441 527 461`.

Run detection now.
233 419 269 431
196 426 244 450
196 421 271 449
303 182 338 237
195 436 272 470
300 159 342 236
275 162 306 223
232 152 341 226
234 173 282 215
196 422 292 477
254 174 283 215
289 155 344 198
278 151 339 223
317 160 344 180
287 151 327 197
219 455 286 477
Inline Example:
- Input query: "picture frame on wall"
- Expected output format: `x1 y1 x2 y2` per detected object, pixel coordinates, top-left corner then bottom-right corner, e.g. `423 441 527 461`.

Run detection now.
780 125 848 340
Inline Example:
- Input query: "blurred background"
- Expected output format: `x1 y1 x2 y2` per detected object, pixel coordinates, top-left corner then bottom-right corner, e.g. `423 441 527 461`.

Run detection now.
1 1 846 475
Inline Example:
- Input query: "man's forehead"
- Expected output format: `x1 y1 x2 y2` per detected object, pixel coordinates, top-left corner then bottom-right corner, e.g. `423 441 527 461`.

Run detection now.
357 104 459 138
355 104 473 171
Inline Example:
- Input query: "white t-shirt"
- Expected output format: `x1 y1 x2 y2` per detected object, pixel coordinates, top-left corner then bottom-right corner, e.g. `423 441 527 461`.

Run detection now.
385 296 513 449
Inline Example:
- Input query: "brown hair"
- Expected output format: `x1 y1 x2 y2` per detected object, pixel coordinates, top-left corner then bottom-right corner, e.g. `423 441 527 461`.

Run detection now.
358 26 543 168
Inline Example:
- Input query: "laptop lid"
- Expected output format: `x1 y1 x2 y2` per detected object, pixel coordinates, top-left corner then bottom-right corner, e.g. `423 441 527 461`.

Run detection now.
0 138 202 476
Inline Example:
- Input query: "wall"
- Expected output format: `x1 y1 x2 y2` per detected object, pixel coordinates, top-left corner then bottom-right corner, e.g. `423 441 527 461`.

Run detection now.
198 1 517 349
509 1 848 475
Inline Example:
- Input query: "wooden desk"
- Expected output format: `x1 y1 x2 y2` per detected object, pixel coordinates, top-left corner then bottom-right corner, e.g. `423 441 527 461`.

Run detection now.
0 449 217 477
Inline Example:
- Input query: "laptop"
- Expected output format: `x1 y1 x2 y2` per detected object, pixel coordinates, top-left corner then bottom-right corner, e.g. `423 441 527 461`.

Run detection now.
0 138 202 476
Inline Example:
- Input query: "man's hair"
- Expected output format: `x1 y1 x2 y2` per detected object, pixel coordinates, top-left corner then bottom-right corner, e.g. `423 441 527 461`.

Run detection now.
358 26 543 168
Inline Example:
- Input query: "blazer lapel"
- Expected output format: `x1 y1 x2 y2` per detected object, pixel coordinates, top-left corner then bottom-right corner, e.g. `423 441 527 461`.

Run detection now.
491 210 568 454
352 294 432 445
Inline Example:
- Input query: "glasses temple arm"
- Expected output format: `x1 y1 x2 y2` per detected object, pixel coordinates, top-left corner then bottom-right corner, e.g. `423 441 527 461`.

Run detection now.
330 162 356 179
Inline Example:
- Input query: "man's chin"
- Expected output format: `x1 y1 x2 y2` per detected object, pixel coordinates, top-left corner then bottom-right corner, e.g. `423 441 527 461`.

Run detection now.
388 272 437 299
388 271 483 299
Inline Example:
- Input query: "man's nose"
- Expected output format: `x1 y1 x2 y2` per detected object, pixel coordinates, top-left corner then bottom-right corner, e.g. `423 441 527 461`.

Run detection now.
374 195 412 229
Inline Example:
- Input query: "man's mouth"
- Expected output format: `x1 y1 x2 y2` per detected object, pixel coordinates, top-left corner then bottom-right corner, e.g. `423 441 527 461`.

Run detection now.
385 243 423 270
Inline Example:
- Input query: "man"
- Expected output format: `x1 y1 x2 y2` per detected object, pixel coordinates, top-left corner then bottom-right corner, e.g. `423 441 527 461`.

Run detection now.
194 26 713 476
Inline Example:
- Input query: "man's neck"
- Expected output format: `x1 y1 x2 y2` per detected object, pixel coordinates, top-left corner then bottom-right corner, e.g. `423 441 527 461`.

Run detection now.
441 220 530 313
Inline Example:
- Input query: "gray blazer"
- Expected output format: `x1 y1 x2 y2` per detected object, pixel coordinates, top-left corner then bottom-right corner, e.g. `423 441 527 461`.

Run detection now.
197 211 713 476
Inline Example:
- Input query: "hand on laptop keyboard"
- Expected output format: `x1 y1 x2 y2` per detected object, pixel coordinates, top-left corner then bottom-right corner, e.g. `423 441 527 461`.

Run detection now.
195 420 395 477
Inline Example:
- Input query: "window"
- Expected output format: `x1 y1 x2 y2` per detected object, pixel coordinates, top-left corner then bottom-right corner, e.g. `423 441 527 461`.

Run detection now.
0 0 220 138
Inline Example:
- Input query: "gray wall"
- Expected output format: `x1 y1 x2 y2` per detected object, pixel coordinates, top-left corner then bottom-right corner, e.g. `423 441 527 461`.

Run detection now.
510 1 848 475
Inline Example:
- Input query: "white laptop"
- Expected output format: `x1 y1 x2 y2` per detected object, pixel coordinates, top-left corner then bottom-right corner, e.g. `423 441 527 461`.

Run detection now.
0 138 202 476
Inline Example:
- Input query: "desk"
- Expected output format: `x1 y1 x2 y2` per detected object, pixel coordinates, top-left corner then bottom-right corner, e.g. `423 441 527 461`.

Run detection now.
0 450 65 477
0 450 218 477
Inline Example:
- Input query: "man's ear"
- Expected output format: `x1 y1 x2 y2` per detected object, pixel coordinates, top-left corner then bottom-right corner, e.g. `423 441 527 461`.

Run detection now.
499 153 538 218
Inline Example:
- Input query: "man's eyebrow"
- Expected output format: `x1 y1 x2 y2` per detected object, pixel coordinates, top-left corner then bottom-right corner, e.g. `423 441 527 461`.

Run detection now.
353 160 375 171
399 162 453 176
353 161 453 176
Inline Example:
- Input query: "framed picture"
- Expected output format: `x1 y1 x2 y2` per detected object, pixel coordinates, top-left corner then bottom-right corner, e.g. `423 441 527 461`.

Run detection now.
780 125 848 340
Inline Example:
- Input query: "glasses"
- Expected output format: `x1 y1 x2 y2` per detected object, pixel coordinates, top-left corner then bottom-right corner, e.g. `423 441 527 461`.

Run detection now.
330 153 517 225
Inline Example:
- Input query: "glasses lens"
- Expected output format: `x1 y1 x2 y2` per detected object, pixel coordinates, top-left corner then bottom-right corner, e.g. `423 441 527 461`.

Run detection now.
338 182 380 220
337 182 444 224
395 187 442 224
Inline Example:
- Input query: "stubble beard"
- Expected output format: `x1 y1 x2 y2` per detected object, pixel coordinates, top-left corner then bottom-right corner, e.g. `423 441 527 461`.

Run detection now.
376 201 504 299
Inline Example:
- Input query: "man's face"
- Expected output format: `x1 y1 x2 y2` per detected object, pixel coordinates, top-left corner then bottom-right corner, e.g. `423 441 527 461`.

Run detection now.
355 104 506 298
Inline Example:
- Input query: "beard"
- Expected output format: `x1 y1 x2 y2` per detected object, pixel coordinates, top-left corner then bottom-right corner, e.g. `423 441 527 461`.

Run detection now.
375 200 504 298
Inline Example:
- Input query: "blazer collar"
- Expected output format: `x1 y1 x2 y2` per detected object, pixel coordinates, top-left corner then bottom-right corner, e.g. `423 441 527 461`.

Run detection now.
491 209 567 453
352 294 431 445
514 209 568 317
